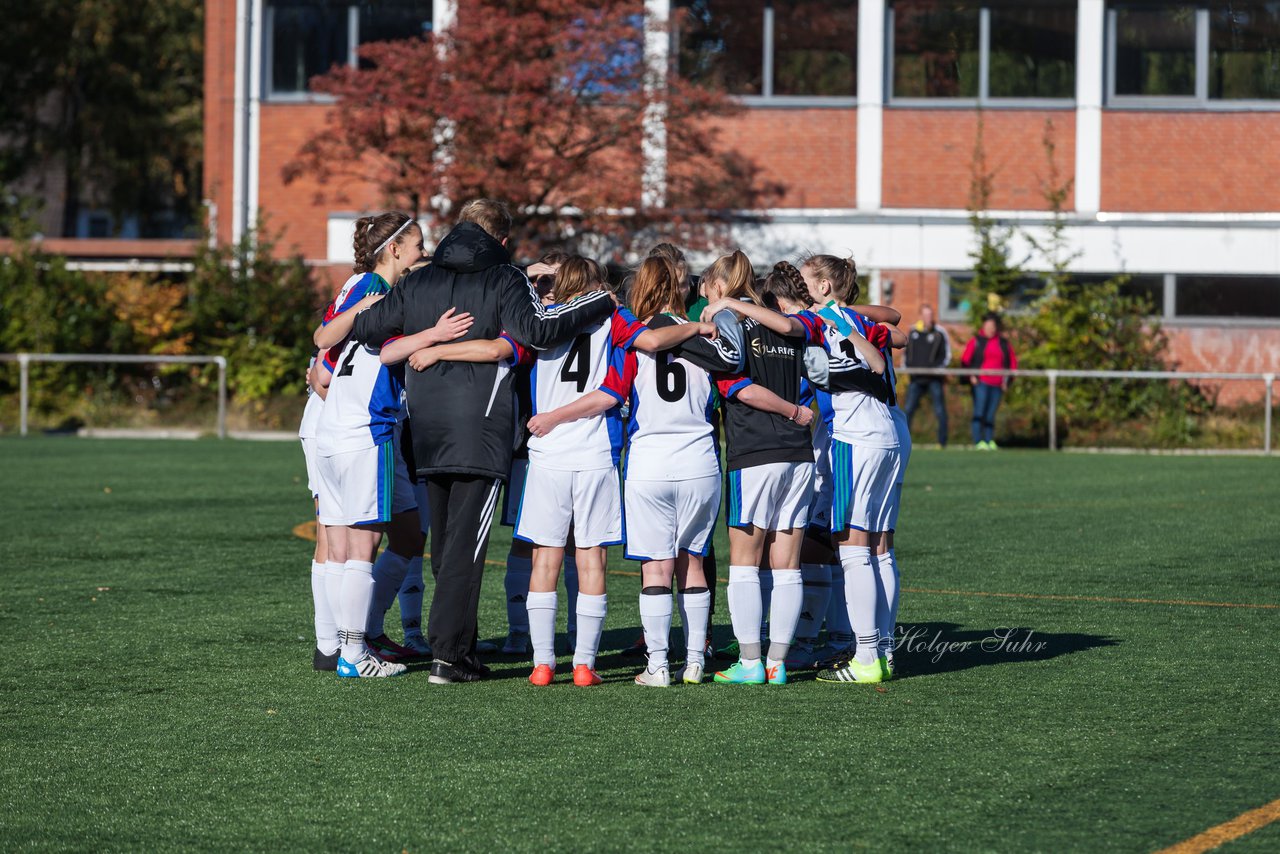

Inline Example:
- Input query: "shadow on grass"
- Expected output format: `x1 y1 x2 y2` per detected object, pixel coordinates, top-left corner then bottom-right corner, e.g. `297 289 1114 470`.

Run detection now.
889 621 1120 678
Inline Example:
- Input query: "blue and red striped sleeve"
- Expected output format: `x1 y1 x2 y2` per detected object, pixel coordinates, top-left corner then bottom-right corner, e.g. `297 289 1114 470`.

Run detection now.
789 309 825 346
715 372 752 400
321 344 342 373
498 333 535 367
320 274 377 327
610 307 648 351
601 347 637 403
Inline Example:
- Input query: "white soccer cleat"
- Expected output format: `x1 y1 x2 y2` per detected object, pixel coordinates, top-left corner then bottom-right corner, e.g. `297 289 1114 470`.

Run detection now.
337 653 407 678
673 662 704 684
634 665 671 687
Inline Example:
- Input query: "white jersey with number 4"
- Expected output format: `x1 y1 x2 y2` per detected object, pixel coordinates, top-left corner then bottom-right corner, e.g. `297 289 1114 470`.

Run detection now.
826 309 898 450
524 308 646 471
315 338 404 456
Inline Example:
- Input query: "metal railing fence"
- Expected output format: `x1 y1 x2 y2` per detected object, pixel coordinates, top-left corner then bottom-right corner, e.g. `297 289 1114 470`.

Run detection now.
899 366 1276 453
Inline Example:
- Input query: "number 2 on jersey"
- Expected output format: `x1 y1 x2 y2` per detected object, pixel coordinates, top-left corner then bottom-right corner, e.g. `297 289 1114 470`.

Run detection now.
559 334 591 393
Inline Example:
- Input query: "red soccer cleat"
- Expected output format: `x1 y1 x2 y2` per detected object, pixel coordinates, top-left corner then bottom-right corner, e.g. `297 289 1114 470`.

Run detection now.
528 664 555 687
572 664 602 687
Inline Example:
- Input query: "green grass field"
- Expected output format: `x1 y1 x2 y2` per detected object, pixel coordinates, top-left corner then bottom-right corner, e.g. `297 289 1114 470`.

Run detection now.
1 438 1277 852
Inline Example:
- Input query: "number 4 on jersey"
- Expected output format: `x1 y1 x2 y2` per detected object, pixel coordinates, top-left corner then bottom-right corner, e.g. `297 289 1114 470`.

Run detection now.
559 334 591 393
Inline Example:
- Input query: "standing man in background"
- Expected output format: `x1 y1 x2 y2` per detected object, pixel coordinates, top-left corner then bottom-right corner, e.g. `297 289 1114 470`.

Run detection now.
903 304 951 447
352 199 615 684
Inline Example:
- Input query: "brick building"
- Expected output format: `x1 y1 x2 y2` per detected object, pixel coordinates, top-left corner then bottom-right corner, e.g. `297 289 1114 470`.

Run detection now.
199 0 1279 384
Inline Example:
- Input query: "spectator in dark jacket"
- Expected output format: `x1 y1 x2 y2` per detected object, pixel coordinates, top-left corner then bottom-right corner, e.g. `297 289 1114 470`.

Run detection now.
960 312 1017 450
352 199 614 683
903 304 951 446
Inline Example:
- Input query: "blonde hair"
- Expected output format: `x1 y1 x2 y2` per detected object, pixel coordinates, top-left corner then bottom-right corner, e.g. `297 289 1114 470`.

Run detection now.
702 250 759 305
628 257 683 322
552 256 607 303
456 198 512 241
803 254 859 303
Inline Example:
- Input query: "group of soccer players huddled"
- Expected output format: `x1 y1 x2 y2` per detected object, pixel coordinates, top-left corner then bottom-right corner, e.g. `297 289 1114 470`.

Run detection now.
300 208 910 687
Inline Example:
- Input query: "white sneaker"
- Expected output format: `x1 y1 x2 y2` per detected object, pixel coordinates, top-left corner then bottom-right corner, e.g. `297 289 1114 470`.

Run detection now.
337 653 407 678
634 665 671 687
674 661 704 684
502 631 531 655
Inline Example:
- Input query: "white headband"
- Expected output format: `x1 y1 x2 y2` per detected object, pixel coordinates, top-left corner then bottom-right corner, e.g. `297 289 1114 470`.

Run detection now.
373 218 413 256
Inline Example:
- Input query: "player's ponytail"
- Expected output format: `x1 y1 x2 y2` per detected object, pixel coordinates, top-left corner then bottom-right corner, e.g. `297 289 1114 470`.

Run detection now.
761 261 811 310
629 256 682 322
352 211 415 274
803 253 859 304
702 250 760 305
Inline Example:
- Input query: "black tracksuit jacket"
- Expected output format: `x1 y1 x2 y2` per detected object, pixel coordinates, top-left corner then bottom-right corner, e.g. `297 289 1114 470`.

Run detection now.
352 222 614 481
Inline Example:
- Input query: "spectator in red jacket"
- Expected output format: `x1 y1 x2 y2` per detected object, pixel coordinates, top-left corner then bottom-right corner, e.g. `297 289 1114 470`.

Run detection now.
960 312 1016 450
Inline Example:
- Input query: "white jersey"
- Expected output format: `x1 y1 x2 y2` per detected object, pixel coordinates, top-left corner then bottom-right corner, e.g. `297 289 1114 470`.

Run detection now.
826 309 898 450
625 316 720 482
298 357 325 440
315 338 405 456
525 307 646 471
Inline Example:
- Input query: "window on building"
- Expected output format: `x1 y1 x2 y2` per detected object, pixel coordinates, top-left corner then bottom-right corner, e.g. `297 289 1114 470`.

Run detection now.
891 1 1075 101
266 1 433 97
675 0 857 101
1109 2 1280 102
1210 2 1280 100
1176 275 1280 318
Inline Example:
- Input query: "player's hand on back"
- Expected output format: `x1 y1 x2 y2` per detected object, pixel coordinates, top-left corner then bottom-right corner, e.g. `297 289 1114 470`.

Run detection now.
793 405 814 427
432 307 473 342
408 348 440 372
700 299 738 323
694 321 718 340
527 412 561 438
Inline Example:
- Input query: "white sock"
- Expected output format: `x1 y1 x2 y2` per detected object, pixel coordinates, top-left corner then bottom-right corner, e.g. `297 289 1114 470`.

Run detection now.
795 563 832 649
338 560 375 662
677 590 711 667
563 556 579 634
839 545 879 665
875 549 901 658
639 588 672 672
311 560 338 655
323 561 345 643
573 593 607 668
526 591 558 667
726 566 762 664
759 569 774 638
398 557 425 639
766 568 803 665
505 555 532 635
824 562 852 646
368 550 411 637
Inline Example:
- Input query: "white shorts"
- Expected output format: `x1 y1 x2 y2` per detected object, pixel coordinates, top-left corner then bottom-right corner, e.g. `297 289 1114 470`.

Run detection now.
515 463 621 548
316 441 417 527
501 457 529 527
726 461 814 531
624 475 721 562
301 437 321 499
831 441 902 534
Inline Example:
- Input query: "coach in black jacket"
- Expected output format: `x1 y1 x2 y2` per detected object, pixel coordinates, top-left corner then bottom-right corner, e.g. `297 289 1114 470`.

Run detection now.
353 200 614 683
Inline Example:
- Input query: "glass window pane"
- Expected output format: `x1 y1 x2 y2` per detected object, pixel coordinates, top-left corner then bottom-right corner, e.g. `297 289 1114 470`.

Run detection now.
988 2 1076 98
1210 2 1280 99
1075 273 1165 312
773 0 858 96
358 1 433 45
1113 4 1197 96
892 1 980 98
269 1 351 94
1176 275 1280 318
675 0 765 96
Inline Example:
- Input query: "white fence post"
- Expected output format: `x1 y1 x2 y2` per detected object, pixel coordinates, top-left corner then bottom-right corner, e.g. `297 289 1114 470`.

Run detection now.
18 353 30 437
1047 369 1058 451
1265 374 1275 455
216 356 228 440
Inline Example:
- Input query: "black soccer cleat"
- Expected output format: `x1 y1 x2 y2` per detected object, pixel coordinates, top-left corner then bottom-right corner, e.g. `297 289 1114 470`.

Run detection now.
313 647 340 672
428 659 483 685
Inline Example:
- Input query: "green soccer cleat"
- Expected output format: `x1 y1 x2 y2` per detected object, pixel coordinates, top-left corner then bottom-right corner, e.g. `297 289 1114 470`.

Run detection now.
714 638 740 661
880 655 895 681
766 662 787 685
816 656 883 684
713 659 766 685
